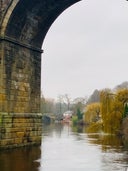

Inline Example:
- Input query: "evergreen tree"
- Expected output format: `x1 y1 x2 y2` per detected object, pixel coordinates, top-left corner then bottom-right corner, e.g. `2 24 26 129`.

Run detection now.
77 108 83 120
123 103 128 118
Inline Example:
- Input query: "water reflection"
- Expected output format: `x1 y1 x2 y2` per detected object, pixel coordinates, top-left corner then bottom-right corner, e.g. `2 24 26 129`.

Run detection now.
42 123 65 138
86 133 123 152
1 124 128 171
40 124 128 171
0 146 41 171
75 125 128 171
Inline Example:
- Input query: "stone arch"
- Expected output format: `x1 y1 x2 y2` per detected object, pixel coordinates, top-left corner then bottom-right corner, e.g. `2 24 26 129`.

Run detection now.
2 0 80 48
0 0 81 149
0 0 80 114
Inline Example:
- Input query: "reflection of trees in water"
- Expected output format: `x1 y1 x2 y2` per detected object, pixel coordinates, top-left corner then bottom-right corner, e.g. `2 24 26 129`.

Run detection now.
85 131 128 170
72 125 128 169
43 124 128 170
124 166 128 171
72 125 84 133
72 125 124 151
86 133 123 152
0 146 41 171
43 123 66 138
86 132 128 153
101 151 128 171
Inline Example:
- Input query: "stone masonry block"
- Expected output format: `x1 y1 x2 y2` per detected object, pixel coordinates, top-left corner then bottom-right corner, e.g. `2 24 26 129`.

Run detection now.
16 132 24 138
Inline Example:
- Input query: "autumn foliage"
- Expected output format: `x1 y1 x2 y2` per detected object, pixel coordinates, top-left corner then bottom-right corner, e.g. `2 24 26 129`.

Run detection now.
84 89 128 134
84 102 100 124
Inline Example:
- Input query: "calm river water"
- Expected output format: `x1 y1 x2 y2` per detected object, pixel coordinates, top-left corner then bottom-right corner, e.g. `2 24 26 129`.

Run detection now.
0 123 128 171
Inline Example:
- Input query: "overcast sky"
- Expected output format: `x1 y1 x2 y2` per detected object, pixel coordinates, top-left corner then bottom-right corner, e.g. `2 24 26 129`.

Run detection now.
41 0 128 100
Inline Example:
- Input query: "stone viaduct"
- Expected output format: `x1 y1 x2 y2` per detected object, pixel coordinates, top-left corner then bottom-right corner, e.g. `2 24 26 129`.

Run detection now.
0 0 80 149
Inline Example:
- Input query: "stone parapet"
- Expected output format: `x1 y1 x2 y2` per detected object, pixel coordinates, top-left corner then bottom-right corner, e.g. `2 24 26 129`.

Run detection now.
0 112 42 149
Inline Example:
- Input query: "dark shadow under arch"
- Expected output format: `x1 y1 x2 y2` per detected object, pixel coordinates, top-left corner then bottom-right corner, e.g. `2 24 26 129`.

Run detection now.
5 0 81 48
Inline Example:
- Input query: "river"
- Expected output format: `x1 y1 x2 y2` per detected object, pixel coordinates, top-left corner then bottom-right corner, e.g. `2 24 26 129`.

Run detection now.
0 123 128 171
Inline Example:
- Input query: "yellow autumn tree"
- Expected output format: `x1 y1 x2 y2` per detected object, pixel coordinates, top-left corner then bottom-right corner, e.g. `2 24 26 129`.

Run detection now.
100 89 128 134
84 88 128 134
84 102 101 124
84 102 102 132
116 89 128 118
100 89 114 133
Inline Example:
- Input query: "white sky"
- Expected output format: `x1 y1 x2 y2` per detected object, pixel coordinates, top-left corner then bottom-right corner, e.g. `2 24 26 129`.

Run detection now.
41 0 128 100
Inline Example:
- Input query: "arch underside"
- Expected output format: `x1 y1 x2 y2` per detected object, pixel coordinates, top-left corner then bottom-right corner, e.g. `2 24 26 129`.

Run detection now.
5 0 81 49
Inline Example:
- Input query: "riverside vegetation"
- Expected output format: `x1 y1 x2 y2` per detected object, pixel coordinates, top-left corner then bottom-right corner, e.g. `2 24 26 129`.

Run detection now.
83 88 128 134
41 82 128 135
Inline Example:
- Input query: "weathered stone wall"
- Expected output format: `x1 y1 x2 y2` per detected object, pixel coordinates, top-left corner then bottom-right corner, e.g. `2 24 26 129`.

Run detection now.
0 41 5 112
0 0 80 149
0 39 43 149
0 113 42 149
0 40 41 113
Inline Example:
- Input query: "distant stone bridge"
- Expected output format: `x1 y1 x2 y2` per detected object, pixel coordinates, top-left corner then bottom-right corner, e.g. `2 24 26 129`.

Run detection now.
0 0 80 149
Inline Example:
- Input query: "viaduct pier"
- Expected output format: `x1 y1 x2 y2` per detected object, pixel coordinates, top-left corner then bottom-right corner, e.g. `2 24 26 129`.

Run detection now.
0 0 80 149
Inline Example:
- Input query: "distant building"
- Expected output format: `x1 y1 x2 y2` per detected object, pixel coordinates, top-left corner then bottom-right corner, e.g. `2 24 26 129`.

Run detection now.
62 111 73 123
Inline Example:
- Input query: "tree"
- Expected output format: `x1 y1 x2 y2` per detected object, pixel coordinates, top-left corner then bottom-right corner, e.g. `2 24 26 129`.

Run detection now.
76 108 83 120
71 97 87 125
57 95 64 115
123 103 128 118
63 94 71 111
41 96 56 114
116 89 128 119
84 102 101 124
72 97 87 114
86 89 100 104
116 89 128 105
100 89 127 133
114 81 128 91
100 89 117 133
100 89 113 114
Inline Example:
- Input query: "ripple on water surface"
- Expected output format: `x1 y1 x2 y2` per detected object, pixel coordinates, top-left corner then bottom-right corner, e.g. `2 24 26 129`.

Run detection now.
0 124 128 171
